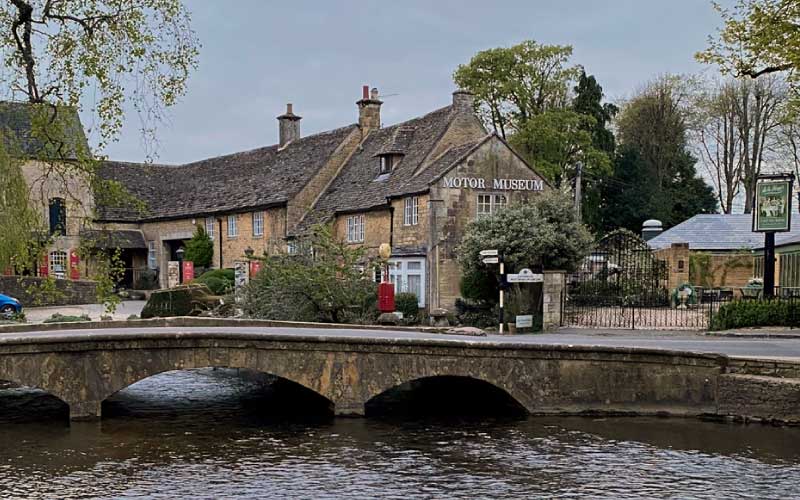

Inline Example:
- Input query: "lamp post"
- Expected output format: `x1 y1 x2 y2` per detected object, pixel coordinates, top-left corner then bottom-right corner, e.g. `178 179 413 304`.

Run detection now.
176 246 185 284
244 246 254 260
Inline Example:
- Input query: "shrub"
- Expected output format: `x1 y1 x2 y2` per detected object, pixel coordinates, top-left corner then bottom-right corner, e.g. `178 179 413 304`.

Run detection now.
241 225 379 324
395 292 420 322
192 268 235 295
455 298 498 328
43 313 91 323
183 226 214 268
140 284 221 319
134 269 159 290
710 299 800 330
460 268 498 303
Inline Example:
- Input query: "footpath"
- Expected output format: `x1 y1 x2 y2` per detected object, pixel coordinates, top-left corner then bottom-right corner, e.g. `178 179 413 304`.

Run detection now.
557 326 800 339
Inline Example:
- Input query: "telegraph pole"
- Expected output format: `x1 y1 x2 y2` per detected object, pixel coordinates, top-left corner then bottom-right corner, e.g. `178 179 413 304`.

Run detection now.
574 162 583 223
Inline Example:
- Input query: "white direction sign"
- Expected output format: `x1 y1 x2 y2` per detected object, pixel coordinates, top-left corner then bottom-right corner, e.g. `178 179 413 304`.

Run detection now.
482 256 499 264
507 268 544 283
479 249 499 257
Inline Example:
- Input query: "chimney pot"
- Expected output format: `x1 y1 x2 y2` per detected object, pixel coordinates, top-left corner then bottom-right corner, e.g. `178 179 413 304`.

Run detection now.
357 84 382 132
277 102 301 147
452 89 474 112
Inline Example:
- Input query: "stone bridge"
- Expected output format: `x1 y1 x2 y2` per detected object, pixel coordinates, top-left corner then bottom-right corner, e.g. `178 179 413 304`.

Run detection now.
0 319 797 423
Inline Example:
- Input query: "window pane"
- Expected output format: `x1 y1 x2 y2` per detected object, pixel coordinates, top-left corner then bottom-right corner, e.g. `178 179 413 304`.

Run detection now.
407 275 421 298
407 261 421 270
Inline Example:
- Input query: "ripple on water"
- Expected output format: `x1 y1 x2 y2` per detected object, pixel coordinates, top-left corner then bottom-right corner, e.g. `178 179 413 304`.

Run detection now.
0 368 798 499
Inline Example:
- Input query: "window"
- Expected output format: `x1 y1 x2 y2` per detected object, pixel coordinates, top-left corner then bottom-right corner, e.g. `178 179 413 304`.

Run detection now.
48 198 66 236
388 258 426 307
252 211 264 237
379 155 396 174
49 250 67 280
346 215 365 243
403 196 419 226
477 193 507 218
287 240 297 255
147 241 158 270
205 217 215 240
227 215 238 238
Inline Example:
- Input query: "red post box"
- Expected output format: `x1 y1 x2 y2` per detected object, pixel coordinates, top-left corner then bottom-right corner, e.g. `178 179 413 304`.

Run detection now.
378 281 395 313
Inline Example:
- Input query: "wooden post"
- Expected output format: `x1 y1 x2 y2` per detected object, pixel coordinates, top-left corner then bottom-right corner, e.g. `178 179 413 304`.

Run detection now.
764 232 776 298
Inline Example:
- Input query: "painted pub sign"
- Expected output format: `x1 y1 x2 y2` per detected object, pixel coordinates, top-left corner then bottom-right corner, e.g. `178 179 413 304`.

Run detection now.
753 178 793 232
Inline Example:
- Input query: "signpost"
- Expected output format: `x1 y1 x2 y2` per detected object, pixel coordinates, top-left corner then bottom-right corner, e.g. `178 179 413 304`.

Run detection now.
753 174 795 298
481 256 499 264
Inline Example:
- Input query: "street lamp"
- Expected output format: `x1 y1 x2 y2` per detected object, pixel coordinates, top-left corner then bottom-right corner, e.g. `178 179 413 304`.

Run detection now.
244 246 254 259
176 246 185 284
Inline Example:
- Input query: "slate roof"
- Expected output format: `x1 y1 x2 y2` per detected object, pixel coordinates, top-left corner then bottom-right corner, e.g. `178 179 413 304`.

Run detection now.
294 105 487 234
80 229 147 249
0 101 88 159
647 214 800 251
97 124 358 221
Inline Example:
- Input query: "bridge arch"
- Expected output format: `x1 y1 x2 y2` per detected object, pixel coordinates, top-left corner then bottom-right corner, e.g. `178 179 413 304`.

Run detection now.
364 375 528 417
0 377 71 421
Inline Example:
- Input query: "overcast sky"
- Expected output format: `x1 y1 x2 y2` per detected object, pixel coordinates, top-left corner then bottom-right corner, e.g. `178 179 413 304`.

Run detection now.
100 0 730 165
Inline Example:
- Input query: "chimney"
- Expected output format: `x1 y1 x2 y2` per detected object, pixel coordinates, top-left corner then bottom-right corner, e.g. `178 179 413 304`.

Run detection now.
357 85 382 131
277 103 301 147
452 89 474 113
641 219 663 241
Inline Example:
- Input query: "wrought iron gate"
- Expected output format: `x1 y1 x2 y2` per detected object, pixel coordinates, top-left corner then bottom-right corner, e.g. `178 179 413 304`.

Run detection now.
561 230 712 329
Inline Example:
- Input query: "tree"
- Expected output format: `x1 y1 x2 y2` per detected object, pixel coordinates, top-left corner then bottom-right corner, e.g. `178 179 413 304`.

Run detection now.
697 0 800 107
601 76 717 232
183 226 213 268
0 0 199 305
457 192 593 298
241 225 379 324
453 40 579 138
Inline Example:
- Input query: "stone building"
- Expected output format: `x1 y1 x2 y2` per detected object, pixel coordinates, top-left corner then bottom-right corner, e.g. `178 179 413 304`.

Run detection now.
7 86 550 310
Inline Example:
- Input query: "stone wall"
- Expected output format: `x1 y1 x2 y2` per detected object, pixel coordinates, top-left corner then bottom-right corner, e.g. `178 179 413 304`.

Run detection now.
0 276 97 306
542 270 565 330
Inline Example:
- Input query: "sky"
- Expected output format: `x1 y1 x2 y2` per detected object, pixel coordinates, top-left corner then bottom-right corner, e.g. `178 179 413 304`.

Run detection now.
100 0 731 165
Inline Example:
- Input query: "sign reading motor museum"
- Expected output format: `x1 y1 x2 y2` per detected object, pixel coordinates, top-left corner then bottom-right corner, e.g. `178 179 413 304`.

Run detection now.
441 176 544 191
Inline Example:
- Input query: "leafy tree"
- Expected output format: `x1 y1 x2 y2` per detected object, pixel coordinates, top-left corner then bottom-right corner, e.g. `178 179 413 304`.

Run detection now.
0 0 199 307
457 192 593 302
599 76 717 233
572 71 618 154
697 0 800 107
453 40 579 138
183 226 213 268
241 225 379 324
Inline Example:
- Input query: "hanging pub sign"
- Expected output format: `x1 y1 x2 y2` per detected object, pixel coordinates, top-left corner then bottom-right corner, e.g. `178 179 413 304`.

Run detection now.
753 176 794 233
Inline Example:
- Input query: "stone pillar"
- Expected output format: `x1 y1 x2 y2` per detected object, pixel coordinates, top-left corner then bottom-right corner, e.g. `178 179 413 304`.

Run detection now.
542 270 566 331
666 243 690 290
69 400 102 421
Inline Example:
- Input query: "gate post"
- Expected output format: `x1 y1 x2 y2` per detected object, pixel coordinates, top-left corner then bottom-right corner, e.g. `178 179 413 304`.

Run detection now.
543 270 566 331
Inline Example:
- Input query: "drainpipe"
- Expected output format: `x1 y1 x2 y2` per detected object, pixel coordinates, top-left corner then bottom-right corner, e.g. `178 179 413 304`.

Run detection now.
217 217 224 268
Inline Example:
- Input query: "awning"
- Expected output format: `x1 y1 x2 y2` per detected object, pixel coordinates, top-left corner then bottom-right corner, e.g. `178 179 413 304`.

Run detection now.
80 229 147 250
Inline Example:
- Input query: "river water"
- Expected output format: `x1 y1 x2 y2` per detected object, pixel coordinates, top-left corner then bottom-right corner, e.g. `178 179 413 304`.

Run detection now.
0 369 798 499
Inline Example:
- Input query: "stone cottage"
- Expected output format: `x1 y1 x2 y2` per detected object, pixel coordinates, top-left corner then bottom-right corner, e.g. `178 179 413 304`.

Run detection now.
8 86 550 310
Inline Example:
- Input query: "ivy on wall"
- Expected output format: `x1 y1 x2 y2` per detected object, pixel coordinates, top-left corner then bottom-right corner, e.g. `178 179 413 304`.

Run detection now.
688 252 752 288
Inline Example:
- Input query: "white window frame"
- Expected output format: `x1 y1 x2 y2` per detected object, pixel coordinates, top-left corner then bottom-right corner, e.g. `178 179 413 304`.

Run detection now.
227 215 238 238
147 241 158 270
252 211 264 237
49 250 67 280
346 215 365 243
388 257 426 307
205 217 215 240
403 196 419 226
477 193 507 218
379 155 395 174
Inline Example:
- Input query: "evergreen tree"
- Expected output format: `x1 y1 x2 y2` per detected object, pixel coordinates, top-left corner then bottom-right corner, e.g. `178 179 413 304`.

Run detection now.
183 226 214 268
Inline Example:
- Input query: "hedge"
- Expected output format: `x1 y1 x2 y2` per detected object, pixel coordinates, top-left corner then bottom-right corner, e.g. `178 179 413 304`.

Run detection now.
710 299 800 330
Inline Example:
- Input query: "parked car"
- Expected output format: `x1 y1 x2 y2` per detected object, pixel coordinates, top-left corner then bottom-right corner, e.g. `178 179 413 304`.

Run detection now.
0 293 22 319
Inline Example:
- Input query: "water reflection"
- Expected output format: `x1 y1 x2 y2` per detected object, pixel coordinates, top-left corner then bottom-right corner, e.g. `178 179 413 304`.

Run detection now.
0 368 797 499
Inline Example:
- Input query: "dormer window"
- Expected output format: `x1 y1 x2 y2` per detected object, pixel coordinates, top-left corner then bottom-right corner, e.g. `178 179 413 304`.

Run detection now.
379 154 401 175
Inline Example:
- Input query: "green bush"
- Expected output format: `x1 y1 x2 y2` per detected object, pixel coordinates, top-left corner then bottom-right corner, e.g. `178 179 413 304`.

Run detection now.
134 269 158 290
184 226 214 268
395 292 420 322
192 268 234 295
710 299 800 330
455 298 498 328
43 313 91 323
460 268 498 304
140 284 221 318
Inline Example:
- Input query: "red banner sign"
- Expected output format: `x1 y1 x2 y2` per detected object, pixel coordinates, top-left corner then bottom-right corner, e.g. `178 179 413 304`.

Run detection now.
39 253 49 277
69 250 80 280
182 261 194 283
249 260 262 278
